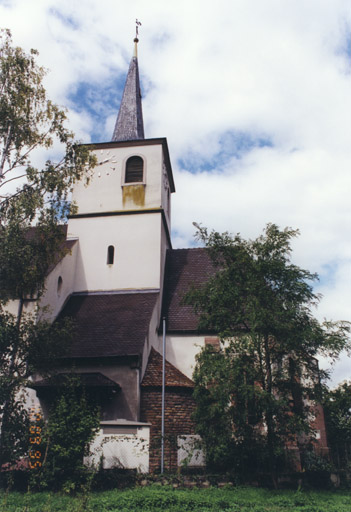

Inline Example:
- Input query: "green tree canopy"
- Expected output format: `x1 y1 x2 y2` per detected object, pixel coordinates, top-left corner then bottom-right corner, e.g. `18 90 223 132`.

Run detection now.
0 28 95 305
186 223 350 483
0 29 96 470
323 381 351 470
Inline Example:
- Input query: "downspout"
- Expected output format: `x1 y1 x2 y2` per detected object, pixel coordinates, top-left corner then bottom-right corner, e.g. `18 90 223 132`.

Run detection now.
161 316 166 473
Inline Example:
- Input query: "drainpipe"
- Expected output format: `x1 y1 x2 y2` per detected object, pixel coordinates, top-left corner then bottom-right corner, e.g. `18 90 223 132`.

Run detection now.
161 316 166 473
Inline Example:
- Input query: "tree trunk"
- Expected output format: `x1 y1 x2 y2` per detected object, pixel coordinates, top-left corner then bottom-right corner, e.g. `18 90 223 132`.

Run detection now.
0 122 12 180
263 335 278 489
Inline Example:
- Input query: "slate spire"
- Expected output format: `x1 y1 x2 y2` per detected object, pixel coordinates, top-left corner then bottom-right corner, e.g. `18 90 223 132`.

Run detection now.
111 37 145 142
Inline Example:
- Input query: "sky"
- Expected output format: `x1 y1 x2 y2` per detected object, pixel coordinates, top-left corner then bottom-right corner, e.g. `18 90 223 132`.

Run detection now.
1 0 351 386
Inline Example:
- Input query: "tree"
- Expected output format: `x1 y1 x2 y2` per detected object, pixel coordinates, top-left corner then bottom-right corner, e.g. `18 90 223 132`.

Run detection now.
323 381 351 470
0 312 74 469
185 224 350 484
0 28 95 307
35 375 100 492
0 29 96 469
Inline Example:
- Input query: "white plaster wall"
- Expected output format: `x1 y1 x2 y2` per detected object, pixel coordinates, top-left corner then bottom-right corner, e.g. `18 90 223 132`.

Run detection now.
68 213 163 292
156 334 206 380
87 425 150 473
177 434 205 467
72 144 164 215
2 299 22 317
38 241 78 322
160 222 171 299
2 243 78 322
140 294 162 381
161 157 172 232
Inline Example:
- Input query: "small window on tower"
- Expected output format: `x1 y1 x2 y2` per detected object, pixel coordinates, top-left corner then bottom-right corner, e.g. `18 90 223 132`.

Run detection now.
125 156 144 183
107 245 115 265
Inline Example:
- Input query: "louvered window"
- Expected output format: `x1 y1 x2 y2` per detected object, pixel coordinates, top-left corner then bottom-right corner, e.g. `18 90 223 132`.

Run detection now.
125 156 144 183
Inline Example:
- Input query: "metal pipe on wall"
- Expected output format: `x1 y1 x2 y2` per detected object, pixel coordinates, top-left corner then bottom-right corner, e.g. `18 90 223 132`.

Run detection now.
161 316 166 473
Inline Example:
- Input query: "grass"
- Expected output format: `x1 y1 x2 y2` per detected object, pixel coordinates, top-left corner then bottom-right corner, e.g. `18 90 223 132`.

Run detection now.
2 485 351 511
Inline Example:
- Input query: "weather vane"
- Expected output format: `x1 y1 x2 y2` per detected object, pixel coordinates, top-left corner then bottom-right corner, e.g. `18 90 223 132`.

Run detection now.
135 19 142 41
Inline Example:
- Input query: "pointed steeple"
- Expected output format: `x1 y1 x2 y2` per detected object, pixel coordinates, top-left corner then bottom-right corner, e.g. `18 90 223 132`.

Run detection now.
111 37 145 142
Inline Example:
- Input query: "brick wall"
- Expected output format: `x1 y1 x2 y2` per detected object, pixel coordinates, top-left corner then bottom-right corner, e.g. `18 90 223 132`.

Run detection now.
311 402 329 456
140 386 196 472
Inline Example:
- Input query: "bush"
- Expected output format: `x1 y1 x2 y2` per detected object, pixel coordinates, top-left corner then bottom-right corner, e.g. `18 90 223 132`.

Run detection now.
31 375 100 492
303 451 333 489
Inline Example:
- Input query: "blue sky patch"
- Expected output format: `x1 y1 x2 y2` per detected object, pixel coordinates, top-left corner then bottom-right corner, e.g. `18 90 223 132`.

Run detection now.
67 76 126 142
335 22 351 73
49 8 80 30
315 262 338 290
178 130 273 174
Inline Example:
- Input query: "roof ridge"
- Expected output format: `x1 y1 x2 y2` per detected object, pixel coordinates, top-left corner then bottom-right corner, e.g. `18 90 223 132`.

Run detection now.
71 289 160 296
170 246 207 252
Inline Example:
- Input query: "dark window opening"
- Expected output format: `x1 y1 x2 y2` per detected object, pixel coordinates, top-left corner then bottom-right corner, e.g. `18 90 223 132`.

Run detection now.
57 276 63 296
125 156 144 183
107 245 115 265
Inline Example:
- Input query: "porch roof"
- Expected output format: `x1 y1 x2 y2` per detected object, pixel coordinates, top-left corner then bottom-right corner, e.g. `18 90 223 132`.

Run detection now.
31 372 120 389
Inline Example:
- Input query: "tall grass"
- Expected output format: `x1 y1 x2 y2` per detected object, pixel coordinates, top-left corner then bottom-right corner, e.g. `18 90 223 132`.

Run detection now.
1 485 351 511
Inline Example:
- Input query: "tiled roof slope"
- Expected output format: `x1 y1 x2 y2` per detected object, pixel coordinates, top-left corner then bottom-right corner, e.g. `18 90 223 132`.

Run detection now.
26 224 67 241
141 348 194 388
59 292 158 358
112 54 144 142
162 248 217 332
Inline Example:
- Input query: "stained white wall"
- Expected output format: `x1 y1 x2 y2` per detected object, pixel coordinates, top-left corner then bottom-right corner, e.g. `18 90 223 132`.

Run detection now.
156 334 207 380
72 143 170 216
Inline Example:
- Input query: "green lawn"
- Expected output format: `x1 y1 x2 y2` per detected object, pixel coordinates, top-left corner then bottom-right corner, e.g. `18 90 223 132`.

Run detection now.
2 486 351 511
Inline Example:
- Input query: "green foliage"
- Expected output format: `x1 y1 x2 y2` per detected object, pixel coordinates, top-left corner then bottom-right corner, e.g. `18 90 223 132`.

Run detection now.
186 224 350 479
0 28 96 303
34 375 100 492
2 486 351 512
0 311 74 467
0 28 95 471
323 381 351 469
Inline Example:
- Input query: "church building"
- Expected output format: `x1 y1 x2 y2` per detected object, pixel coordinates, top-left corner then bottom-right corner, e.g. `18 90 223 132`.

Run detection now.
29 37 328 473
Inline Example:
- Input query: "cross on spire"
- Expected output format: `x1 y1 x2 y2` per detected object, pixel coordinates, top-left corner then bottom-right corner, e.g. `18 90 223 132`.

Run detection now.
135 19 142 40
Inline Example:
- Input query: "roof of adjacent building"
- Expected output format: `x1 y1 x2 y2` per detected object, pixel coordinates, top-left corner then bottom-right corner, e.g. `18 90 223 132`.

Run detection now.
111 43 144 142
161 248 217 332
31 372 121 389
58 291 158 359
141 348 194 388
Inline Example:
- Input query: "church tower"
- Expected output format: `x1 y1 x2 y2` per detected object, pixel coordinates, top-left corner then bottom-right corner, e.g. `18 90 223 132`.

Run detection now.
67 37 175 294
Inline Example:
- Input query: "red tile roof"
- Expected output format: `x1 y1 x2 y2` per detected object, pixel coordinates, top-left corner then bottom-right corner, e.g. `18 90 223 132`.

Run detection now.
162 248 217 332
59 291 158 358
141 348 194 388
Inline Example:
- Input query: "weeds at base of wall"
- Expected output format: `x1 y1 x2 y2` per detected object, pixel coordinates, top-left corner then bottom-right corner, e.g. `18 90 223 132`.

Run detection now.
0 467 138 493
1 467 350 493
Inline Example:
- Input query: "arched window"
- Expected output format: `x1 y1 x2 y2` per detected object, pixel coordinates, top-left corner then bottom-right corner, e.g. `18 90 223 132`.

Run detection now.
125 156 144 183
107 245 115 265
